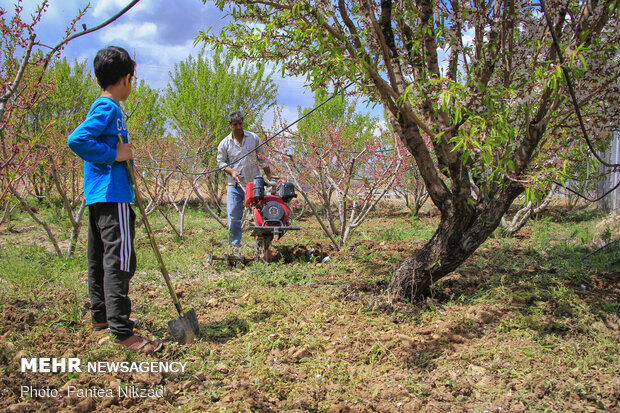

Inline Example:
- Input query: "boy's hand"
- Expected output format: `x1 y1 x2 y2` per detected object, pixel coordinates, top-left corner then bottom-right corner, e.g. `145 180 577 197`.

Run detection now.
115 142 134 162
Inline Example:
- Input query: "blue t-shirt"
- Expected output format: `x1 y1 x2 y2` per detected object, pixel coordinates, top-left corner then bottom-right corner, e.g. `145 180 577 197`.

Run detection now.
67 96 134 205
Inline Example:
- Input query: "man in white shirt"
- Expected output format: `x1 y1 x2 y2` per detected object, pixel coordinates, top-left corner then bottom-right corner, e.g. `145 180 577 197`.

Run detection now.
216 111 276 247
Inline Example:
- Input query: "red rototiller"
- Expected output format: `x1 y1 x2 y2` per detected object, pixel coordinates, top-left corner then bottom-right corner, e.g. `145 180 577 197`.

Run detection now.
245 176 300 262
206 176 300 265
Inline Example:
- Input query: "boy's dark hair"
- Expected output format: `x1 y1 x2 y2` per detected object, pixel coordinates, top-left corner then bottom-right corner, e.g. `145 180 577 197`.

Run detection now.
93 46 136 90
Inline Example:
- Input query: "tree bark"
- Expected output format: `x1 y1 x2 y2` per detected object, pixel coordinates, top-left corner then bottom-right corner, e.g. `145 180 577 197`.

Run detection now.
388 180 523 300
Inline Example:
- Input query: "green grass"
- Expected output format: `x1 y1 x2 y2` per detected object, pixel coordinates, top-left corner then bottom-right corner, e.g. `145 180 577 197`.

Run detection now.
247 262 315 286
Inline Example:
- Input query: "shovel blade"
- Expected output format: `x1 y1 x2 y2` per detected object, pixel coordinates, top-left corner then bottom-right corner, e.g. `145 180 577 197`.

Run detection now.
168 308 200 345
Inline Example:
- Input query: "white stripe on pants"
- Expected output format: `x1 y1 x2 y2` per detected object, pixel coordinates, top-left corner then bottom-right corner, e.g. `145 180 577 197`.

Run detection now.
118 203 131 273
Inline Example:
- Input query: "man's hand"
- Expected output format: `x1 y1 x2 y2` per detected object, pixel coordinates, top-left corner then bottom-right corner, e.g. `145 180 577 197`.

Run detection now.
264 165 280 184
115 142 134 162
229 169 241 183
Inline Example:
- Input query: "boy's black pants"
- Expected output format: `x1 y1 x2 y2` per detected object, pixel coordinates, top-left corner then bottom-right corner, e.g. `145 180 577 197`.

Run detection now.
87 202 136 340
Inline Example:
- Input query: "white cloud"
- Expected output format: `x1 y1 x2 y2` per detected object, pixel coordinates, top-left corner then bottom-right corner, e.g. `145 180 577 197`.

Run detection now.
99 22 157 43
246 21 266 31
461 29 474 50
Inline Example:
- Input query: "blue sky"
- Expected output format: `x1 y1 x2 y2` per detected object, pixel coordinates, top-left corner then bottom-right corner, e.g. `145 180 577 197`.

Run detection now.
3 0 323 125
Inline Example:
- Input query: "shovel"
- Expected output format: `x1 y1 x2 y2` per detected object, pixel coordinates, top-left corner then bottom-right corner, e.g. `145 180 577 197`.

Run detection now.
118 134 199 344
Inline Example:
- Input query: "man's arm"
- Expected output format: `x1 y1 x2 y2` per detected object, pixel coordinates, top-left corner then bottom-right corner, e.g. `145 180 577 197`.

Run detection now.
224 166 241 183
263 166 273 181
115 142 133 161
217 138 240 183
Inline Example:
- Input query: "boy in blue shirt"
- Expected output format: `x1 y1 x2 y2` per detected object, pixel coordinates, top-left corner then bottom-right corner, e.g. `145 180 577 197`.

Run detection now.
68 46 162 353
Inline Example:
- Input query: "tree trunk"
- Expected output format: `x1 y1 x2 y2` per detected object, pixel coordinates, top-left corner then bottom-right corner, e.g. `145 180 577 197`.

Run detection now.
206 175 223 214
388 182 523 300
192 178 227 228
384 26 551 299
10 184 64 258
66 199 86 258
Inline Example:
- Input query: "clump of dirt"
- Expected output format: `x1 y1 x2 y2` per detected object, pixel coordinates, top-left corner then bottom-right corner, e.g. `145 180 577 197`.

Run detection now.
589 212 620 249
272 243 329 263
1 303 36 333
591 271 620 293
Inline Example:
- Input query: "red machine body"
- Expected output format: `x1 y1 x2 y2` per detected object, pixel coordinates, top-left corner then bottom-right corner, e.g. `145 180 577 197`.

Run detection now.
209 178 299 264
245 182 291 227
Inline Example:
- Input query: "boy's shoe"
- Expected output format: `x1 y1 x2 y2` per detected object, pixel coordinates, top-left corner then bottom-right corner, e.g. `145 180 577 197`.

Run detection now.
113 335 163 354
92 319 138 331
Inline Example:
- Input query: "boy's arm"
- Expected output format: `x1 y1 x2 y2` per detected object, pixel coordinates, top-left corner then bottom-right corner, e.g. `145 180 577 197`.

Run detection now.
67 102 118 164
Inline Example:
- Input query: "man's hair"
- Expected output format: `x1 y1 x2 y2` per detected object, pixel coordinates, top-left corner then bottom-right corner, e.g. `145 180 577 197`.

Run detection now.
228 111 244 124
93 46 136 90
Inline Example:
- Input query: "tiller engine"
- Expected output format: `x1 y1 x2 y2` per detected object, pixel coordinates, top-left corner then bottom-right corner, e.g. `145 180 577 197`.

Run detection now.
245 176 300 262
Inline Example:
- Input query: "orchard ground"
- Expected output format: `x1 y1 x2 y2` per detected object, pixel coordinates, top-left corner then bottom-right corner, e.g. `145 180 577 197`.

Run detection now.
0 198 618 412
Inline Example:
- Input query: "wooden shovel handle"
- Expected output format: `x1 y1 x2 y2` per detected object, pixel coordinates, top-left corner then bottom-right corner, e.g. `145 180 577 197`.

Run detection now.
117 135 183 315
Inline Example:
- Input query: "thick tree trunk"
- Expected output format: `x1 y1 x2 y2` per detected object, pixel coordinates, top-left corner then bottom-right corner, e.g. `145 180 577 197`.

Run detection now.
388 182 523 300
